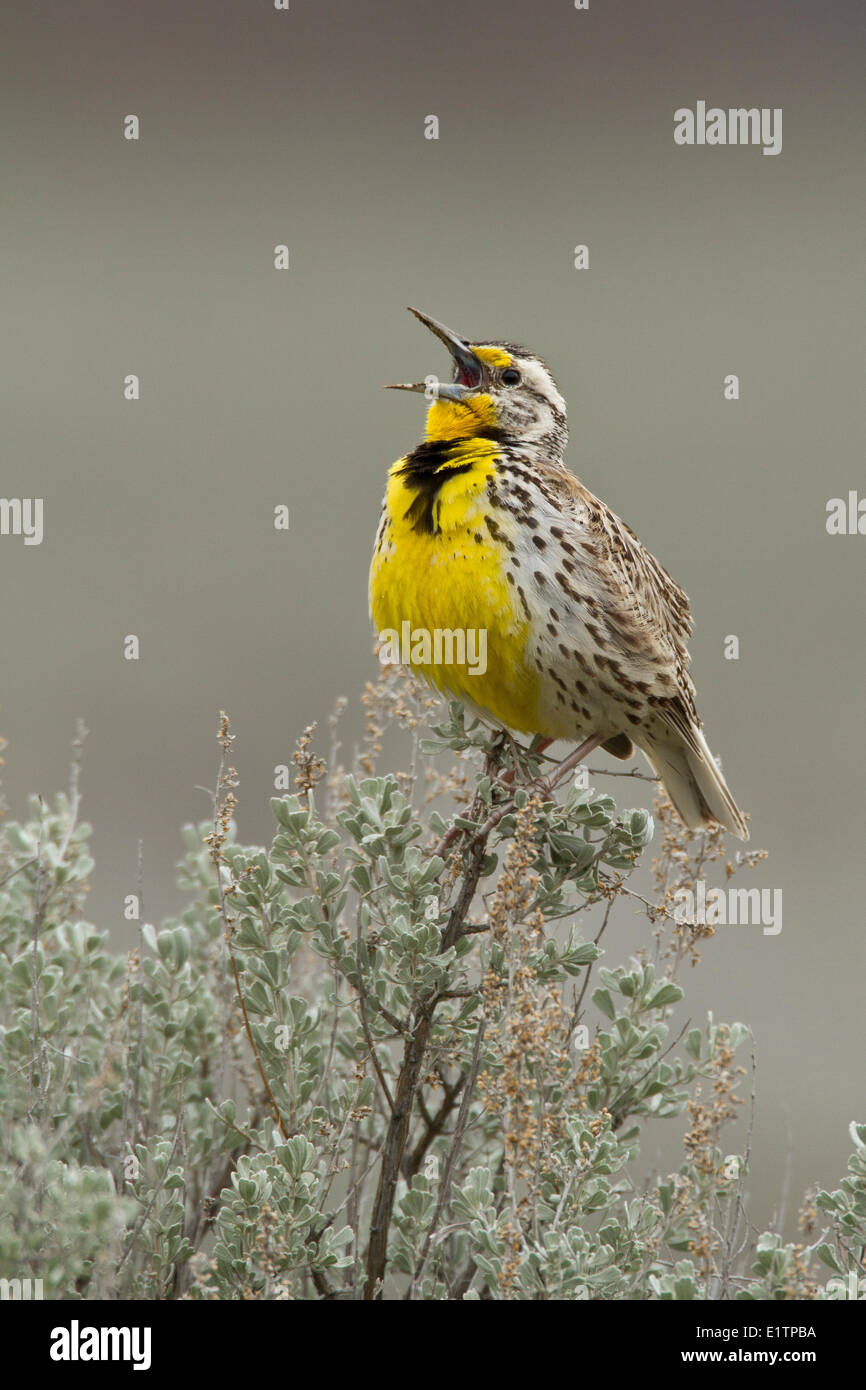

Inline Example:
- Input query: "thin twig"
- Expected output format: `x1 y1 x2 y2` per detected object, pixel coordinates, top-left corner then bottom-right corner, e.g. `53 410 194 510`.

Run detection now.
584 765 659 783
208 714 290 1141
0 856 37 890
568 894 615 1039
116 1097 184 1278
364 742 505 1298
407 1021 486 1298
470 733 605 848
355 912 395 1113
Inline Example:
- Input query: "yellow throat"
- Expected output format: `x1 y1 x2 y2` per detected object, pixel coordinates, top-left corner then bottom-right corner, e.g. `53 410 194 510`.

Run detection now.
369 350 540 733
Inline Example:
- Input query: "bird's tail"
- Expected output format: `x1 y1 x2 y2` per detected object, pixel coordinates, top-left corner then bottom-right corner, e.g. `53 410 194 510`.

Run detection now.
642 723 749 841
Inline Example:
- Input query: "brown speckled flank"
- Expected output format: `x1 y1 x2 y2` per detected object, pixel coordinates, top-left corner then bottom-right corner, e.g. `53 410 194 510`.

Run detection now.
493 446 749 839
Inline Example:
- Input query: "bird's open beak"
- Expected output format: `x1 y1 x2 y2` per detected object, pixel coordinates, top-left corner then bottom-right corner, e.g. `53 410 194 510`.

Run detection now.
384 306 485 400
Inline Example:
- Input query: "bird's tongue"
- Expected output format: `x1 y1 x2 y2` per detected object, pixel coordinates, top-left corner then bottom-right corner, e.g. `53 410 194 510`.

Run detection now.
456 363 481 389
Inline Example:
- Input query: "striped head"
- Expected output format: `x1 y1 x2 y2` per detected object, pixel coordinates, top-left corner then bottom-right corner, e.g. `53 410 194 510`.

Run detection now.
386 308 568 457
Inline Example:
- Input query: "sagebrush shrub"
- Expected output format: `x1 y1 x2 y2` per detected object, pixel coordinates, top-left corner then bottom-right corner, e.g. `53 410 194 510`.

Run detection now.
0 686 860 1300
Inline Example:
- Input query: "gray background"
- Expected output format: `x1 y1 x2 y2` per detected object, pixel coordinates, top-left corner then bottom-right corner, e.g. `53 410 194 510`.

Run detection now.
3 0 864 1235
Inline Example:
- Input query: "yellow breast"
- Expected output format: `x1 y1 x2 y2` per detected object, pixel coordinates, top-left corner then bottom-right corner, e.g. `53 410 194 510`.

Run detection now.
369 437 540 732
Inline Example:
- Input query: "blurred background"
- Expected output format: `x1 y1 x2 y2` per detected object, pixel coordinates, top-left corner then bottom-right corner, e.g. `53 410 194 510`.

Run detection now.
2 0 863 1237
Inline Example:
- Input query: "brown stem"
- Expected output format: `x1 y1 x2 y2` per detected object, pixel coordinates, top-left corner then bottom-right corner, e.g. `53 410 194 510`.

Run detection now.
363 747 502 1299
407 1021 486 1298
224 931 290 1140
471 732 605 847
355 908 395 1113
209 714 291 1141
405 1073 466 1180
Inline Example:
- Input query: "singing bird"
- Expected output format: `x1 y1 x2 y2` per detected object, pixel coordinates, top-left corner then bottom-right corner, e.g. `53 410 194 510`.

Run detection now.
369 308 748 839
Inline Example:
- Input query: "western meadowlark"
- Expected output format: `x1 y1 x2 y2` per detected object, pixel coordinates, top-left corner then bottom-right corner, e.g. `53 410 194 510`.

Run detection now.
369 308 748 839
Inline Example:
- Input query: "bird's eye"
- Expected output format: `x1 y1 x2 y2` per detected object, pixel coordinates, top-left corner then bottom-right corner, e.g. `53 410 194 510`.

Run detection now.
501 368 521 385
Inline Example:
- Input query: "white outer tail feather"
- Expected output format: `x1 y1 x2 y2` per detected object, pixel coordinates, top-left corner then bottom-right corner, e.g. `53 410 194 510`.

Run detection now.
643 725 749 841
